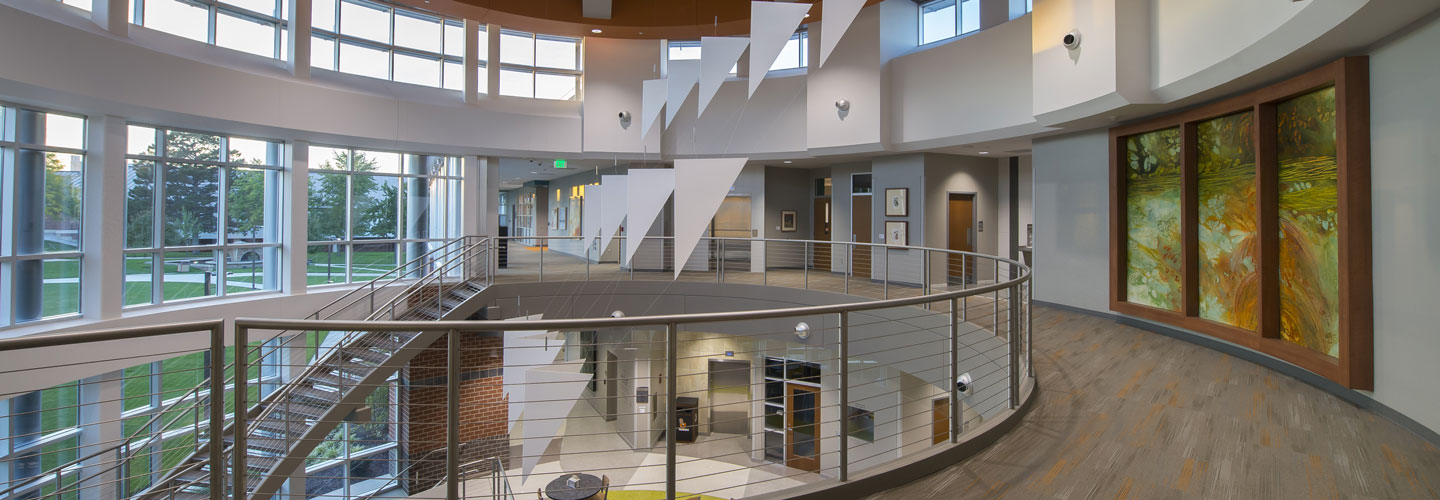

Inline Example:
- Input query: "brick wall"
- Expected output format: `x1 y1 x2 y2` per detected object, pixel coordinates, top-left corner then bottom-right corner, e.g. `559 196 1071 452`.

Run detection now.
403 331 509 491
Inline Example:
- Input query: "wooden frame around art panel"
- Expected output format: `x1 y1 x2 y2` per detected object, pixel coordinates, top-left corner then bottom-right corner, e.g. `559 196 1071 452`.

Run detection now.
1109 57 1372 389
781 210 798 232
884 221 908 246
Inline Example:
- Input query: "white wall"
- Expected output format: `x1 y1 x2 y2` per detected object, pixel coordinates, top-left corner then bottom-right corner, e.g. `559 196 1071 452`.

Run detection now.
1030 129 1109 311
582 38 663 154
924 154 1003 283
661 75 808 156
807 6 884 153
1366 13 1440 435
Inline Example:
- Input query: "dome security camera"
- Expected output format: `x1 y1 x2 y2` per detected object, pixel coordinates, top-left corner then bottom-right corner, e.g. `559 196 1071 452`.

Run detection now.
618 111 632 122
956 373 973 395
1062 30 1082 50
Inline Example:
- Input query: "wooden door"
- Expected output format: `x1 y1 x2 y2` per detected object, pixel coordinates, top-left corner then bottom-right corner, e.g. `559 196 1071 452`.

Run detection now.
786 384 821 472
852 194 872 278
932 397 951 444
947 194 976 285
812 198 831 272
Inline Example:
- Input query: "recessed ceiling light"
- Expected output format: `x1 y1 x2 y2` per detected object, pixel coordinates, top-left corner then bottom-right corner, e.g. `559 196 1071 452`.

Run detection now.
978 151 989 155
804 13 811 18
592 29 602 34
784 160 793 164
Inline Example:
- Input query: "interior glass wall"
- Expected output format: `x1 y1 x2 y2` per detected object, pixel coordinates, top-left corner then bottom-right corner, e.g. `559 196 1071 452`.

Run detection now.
0 106 86 326
306 145 462 286
123 125 284 307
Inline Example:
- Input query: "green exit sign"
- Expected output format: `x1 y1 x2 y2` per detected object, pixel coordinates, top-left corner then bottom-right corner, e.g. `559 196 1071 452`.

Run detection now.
554 159 567 168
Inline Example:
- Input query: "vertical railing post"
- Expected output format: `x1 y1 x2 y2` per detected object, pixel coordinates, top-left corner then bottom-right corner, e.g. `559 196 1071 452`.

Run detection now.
718 239 725 283
585 238 591 281
803 241 810 290
209 324 225 500
949 298 959 442
993 260 1000 336
538 241 545 282
838 311 849 482
922 251 931 311
233 325 249 499
665 322 678 500
446 328 460 500
1027 280 1034 378
1009 285 1021 410
762 240 768 286
883 246 889 300
845 243 852 295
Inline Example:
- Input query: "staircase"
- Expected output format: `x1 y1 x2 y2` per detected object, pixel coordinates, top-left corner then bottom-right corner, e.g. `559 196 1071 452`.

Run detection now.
136 237 493 500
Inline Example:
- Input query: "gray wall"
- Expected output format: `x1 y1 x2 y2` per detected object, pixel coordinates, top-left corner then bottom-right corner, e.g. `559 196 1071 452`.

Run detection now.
924 153 1004 284
764 166 813 240
1029 13 1440 435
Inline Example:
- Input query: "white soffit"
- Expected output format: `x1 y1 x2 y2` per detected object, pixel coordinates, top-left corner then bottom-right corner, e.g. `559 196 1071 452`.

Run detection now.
665 59 701 126
582 184 602 253
748 1 811 97
600 175 628 256
818 0 865 67
624 168 675 266
673 158 748 279
641 79 666 140
698 36 748 117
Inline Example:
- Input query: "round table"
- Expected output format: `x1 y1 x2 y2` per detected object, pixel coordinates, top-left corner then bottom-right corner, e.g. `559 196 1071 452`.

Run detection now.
543 473 602 500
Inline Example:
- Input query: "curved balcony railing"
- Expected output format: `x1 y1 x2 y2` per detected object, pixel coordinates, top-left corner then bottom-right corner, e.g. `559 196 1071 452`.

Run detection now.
0 235 1032 500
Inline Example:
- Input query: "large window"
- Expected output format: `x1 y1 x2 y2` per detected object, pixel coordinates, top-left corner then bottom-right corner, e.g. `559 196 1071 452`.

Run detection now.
667 40 738 74
1 382 82 500
919 0 979 45
0 106 85 327
123 126 284 307
54 0 91 11
311 0 465 90
306 146 462 286
131 0 290 59
499 30 581 100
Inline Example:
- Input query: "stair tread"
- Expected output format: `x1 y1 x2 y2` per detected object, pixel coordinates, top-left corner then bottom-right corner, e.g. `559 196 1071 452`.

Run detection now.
342 348 388 365
289 385 341 404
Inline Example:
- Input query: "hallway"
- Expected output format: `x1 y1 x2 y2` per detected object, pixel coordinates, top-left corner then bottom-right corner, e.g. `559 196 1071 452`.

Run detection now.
868 306 1440 499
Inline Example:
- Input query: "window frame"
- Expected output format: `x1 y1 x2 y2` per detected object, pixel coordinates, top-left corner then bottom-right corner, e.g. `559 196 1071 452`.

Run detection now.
0 104 88 328
130 0 290 60
311 0 465 90
917 0 980 46
122 124 286 308
305 144 464 288
497 29 583 100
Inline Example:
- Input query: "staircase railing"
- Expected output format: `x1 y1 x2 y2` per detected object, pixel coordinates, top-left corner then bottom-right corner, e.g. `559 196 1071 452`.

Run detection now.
0 235 485 500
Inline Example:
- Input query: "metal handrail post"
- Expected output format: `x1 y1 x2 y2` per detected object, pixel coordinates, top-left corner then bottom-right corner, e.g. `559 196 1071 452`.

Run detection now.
883 247 889 300
1009 285 1021 410
950 298 959 443
718 239 725 283
993 260 1000 336
209 325 225 500
538 242 544 282
803 241 810 290
922 251 931 311
585 240 591 281
838 311 849 481
233 325 249 499
446 329 460 500
665 322 679 500
762 240 768 286
845 243 852 295
1027 281 1034 378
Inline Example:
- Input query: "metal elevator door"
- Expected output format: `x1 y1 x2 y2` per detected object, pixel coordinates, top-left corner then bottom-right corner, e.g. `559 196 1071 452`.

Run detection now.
708 359 750 436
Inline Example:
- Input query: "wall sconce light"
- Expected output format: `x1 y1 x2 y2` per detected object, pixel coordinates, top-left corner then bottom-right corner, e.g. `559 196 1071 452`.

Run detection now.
795 322 811 340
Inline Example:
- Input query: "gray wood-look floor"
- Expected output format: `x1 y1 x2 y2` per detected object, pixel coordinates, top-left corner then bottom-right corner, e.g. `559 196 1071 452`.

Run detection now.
865 306 1440 500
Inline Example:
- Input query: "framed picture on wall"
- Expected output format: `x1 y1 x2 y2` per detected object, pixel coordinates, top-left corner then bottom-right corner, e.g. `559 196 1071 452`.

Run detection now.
781 210 798 232
885 221 908 246
884 188 909 216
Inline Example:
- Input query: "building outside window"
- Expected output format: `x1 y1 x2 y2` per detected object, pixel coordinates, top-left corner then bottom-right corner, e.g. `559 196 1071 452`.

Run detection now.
311 0 465 90
499 30 581 100
131 0 290 59
306 145 462 286
667 40 738 74
54 0 91 11
123 126 284 307
1 381 81 500
0 106 85 327
919 0 979 45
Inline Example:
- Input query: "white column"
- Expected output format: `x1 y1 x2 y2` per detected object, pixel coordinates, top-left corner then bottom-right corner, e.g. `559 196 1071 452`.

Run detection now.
76 372 120 500
83 116 125 320
486 24 502 97
285 141 310 294
92 0 127 36
464 19 481 104
287 0 313 78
